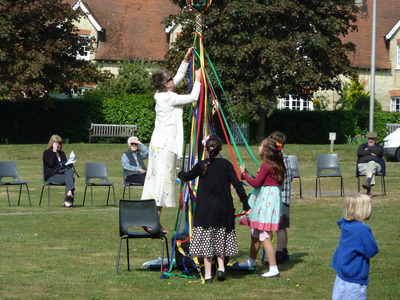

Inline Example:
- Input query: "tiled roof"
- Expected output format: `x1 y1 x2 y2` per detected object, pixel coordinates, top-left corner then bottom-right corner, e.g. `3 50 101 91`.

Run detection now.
65 0 180 61
344 0 400 69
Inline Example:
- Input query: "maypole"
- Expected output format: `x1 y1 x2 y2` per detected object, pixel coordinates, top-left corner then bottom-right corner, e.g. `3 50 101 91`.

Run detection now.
164 0 259 282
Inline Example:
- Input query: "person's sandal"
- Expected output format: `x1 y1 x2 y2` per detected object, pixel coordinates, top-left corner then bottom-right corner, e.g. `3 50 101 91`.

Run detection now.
143 226 152 233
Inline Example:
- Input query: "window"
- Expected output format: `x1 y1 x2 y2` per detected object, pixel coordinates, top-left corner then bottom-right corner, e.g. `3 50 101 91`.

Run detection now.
278 95 313 111
397 44 400 69
76 35 91 61
390 97 400 112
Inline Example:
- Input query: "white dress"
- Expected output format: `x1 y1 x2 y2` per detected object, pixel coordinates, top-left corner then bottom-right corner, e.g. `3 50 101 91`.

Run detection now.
141 62 201 207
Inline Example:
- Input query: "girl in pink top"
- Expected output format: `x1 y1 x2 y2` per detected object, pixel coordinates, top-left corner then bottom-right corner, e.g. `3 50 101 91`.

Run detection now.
238 137 286 278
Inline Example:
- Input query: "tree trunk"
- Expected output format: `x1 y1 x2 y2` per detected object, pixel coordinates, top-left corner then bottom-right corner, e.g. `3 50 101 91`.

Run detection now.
256 107 266 142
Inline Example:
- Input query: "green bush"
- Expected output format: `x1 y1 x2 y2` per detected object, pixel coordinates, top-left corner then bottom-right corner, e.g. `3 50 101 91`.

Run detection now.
261 110 400 144
0 98 103 144
102 94 155 142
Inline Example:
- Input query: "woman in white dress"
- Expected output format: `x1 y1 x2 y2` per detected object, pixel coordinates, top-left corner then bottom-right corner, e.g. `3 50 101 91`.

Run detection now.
141 48 202 230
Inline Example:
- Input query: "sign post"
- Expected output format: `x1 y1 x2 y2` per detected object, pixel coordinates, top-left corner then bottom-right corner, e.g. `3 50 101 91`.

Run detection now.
329 132 336 152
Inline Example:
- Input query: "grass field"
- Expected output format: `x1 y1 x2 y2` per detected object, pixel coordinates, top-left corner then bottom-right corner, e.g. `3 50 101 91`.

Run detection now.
0 143 399 299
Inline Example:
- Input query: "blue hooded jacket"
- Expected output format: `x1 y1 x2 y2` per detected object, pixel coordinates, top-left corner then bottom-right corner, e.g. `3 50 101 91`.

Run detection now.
331 218 378 285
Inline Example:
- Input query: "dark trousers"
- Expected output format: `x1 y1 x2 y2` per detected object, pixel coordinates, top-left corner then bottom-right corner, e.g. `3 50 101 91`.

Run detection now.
125 173 146 185
47 168 75 193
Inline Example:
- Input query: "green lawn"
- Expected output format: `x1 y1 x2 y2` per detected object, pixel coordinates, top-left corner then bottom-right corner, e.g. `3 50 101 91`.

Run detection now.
0 143 399 299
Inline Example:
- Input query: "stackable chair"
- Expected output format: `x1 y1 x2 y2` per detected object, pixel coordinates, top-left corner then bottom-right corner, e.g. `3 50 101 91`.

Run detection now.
0 161 32 206
39 174 66 206
83 162 116 206
122 177 143 199
288 155 303 198
356 159 386 196
315 154 344 197
116 199 169 277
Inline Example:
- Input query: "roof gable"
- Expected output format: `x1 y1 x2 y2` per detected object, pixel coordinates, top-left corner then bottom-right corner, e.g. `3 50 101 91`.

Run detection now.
65 0 180 61
342 0 400 69
386 20 400 40
72 0 103 32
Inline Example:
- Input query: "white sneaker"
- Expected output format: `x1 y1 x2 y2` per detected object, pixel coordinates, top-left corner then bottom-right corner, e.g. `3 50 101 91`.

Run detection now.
63 201 71 207
260 271 280 278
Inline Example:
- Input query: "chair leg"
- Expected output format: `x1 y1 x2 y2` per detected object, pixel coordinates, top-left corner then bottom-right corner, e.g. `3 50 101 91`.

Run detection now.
126 238 130 271
112 186 116 207
357 177 361 193
299 178 303 199
90 186 93 205
83 186 88 206
106 186 111 206
122 185 127 199
6 186 10 206
39 185 45 206
25 184 32 206
382 176 386 196
47 185 50 207
18 185 23 206
116 238 123 275
340 176 344 197
315 178 318 197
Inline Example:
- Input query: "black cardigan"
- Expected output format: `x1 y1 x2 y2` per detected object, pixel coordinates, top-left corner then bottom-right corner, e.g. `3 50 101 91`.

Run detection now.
178 158 250 230
43 149 67 181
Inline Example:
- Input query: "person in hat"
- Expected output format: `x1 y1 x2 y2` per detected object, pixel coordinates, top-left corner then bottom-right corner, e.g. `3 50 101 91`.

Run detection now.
356 132 385 197
121 136 148 185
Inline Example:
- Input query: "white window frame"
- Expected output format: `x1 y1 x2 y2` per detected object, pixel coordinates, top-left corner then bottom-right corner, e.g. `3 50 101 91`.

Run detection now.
397 44 400 69
390 97 400 112
278 95 313 111
76 35 91 61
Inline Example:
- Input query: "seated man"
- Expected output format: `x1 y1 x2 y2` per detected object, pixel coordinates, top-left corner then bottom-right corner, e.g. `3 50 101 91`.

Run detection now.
122 136 148 185
357 132 385 197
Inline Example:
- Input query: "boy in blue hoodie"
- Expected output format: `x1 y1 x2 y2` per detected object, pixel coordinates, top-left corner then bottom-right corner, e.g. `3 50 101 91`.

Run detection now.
331 193 378 300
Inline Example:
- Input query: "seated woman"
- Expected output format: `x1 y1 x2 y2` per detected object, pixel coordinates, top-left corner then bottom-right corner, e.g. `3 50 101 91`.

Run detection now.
122 136 148 185
43 134 76 207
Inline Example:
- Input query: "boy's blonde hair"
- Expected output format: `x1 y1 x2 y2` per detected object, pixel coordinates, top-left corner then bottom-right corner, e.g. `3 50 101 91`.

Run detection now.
343 193 372 221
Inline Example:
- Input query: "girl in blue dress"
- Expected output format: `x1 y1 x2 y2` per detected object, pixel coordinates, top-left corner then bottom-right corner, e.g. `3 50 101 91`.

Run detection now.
238 137 286 278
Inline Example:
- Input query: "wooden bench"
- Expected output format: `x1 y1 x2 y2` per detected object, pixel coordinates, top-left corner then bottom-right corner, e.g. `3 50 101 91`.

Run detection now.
88 123 137 143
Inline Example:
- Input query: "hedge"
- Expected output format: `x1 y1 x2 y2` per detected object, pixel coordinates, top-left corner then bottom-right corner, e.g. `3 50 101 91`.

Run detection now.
1 98 399 144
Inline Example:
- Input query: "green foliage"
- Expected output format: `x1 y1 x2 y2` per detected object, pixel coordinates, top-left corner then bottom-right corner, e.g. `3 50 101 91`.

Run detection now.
0 98 103 143
263 110 400 144
102 94 155 142
0 0 107 100
95 60 155 98
165 0 358 120
334 76 382 111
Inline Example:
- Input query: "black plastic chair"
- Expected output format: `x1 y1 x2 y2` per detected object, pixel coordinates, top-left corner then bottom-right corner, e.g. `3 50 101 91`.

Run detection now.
122 177 143 199
39 172 67 206
356 160 386 196
83 162 116 206
116 199 170 277
288 155 303 198
315 154 344 197
0 161 31 206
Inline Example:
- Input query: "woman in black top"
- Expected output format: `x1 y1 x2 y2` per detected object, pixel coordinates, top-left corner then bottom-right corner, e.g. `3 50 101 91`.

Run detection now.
178 135 250 283
43 135 75 207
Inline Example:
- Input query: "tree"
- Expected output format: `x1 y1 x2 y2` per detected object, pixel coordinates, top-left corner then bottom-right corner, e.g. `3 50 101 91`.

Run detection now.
164 0 359 140
334 76 382 111
94 60 155 99
0 0 105 100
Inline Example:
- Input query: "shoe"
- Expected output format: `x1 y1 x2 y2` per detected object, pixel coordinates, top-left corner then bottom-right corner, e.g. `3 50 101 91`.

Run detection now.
217 270 226 282
275 251 284 264
283 249 289 263
362 181 371 189
142 226 152 233
235 258 256 268
204 278 213 284
63 201 72 207
259 272 280 278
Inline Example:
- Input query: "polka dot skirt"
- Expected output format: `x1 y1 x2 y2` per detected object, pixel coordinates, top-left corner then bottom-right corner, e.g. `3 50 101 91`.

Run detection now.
189 226 239 257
